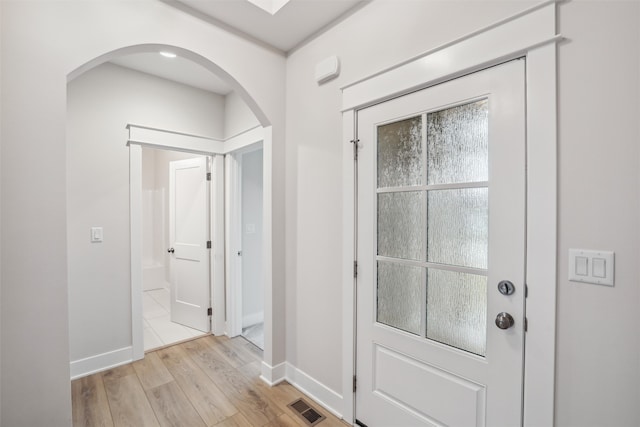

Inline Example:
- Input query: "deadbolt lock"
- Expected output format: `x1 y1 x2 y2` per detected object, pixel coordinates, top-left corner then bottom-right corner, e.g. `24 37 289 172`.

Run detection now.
497 280 515 296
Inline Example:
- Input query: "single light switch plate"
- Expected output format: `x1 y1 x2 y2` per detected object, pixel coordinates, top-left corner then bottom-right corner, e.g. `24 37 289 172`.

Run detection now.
91 227 103 243
568 249 614 286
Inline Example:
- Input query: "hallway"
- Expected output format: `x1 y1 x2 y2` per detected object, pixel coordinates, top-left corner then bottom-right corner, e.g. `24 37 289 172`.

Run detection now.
72 335 347 426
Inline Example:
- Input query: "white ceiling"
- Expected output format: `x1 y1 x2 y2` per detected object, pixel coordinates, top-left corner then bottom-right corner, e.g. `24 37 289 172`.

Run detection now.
173 0 368 53
109 0 368 95
110 53 233 95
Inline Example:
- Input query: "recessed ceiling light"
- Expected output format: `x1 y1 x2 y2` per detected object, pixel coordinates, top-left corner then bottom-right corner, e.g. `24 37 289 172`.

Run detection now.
160 51 177 58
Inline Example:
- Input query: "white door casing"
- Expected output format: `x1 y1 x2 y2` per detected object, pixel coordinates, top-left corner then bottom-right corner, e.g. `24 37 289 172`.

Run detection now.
169 156 211 333
355 60 526 426
341 4 558 424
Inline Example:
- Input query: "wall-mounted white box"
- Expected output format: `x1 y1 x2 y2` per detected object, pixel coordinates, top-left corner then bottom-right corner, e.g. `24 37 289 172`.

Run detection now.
568 249 614 286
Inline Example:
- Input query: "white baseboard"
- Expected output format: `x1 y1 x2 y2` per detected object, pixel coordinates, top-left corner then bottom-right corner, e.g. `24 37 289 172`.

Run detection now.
242 311 264 328
260 361 344 420
70 346 133 380
260 360 287 386
285 363 344 419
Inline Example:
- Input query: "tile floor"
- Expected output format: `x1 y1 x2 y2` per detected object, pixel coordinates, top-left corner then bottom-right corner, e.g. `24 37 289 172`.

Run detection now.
143 288 206 351
242 322 264 350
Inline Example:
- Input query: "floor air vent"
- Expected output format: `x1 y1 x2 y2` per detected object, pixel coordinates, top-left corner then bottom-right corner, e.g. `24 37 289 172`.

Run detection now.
287 398 326 426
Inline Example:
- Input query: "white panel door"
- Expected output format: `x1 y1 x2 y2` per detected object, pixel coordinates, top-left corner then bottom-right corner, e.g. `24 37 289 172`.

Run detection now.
356 60 526 427
169 157 210 333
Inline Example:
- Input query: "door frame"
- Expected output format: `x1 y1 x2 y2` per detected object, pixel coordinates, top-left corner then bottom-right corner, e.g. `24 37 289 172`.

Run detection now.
340 2 561 426
127 124 268 360
225 141 265 338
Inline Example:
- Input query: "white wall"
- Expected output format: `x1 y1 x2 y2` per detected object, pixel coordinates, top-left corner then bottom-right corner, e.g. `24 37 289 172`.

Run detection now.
555 2 640 426
225 90 261 139
242 148 264 327
0 2 286 424
286 0 639 425
67 63 224 364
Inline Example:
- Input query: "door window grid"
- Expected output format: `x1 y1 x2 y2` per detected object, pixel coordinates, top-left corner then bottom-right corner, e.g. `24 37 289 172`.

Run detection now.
375 99 489 356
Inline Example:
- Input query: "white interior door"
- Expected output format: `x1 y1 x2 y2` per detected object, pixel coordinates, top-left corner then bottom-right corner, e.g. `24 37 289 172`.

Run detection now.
169 157 210 333
355 60 526 427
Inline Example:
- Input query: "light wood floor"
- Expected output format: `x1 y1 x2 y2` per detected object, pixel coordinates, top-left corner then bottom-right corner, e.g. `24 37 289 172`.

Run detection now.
72 335 348 427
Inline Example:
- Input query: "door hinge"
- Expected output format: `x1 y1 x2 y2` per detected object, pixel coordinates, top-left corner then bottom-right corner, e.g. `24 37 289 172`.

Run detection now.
524 317 528 332
207 307 212 316
350 139 359 161
353 375 357 392
525 283 528 298
207 241 211 249
353 260 358 279
206 172 211 181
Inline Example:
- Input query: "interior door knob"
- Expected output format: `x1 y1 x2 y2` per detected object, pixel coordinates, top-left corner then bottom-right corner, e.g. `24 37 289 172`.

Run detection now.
167 248 175 254
495 312 515 330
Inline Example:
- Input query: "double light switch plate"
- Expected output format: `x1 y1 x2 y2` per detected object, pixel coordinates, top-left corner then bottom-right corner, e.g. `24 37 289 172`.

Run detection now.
568 249 614 287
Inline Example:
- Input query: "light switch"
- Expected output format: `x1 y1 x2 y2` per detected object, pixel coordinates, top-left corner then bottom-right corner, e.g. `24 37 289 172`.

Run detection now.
575 256 588 276
592 258 606 278
91 227 103 243
568 249 614 287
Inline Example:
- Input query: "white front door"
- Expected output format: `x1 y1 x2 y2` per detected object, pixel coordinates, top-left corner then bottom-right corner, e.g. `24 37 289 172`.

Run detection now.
356 60 526 426
169 157 210 333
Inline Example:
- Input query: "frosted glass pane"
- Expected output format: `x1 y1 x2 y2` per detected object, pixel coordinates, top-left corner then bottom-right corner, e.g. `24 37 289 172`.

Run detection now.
377 261 422 335
426 269 487 356
378 191 425 261
378 116 423 188
427 188 488 269
427 100 488 185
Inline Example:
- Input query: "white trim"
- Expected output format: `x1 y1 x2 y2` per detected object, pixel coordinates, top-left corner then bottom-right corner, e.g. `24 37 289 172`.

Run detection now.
130 144 144 362
260 360 287 386
211 155 226 336
127 124 224 154
127 123 264 155
260 127 274 369
70 346 133 380
341 109 357 422
224 126 264 153
260 361 344 420
341 1 561 112
285 363 344 420
522 42 558 427
225 152 243 337
341 3 558 426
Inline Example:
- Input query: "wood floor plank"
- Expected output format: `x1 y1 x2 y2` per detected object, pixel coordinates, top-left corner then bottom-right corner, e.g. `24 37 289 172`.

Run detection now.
223 336 263 365
72 373 114 427
157 344 237 426
262 413 300 427
103 373 160 427
145 381 207 427
206 335 255 368
102 364 136 383
133 352 174 391
213 412 252 427
184 338 282 427
235 338 264 362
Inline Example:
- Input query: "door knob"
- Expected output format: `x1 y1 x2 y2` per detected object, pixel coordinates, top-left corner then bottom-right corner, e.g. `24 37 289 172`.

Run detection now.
167 248 175 253
495 312 515 330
